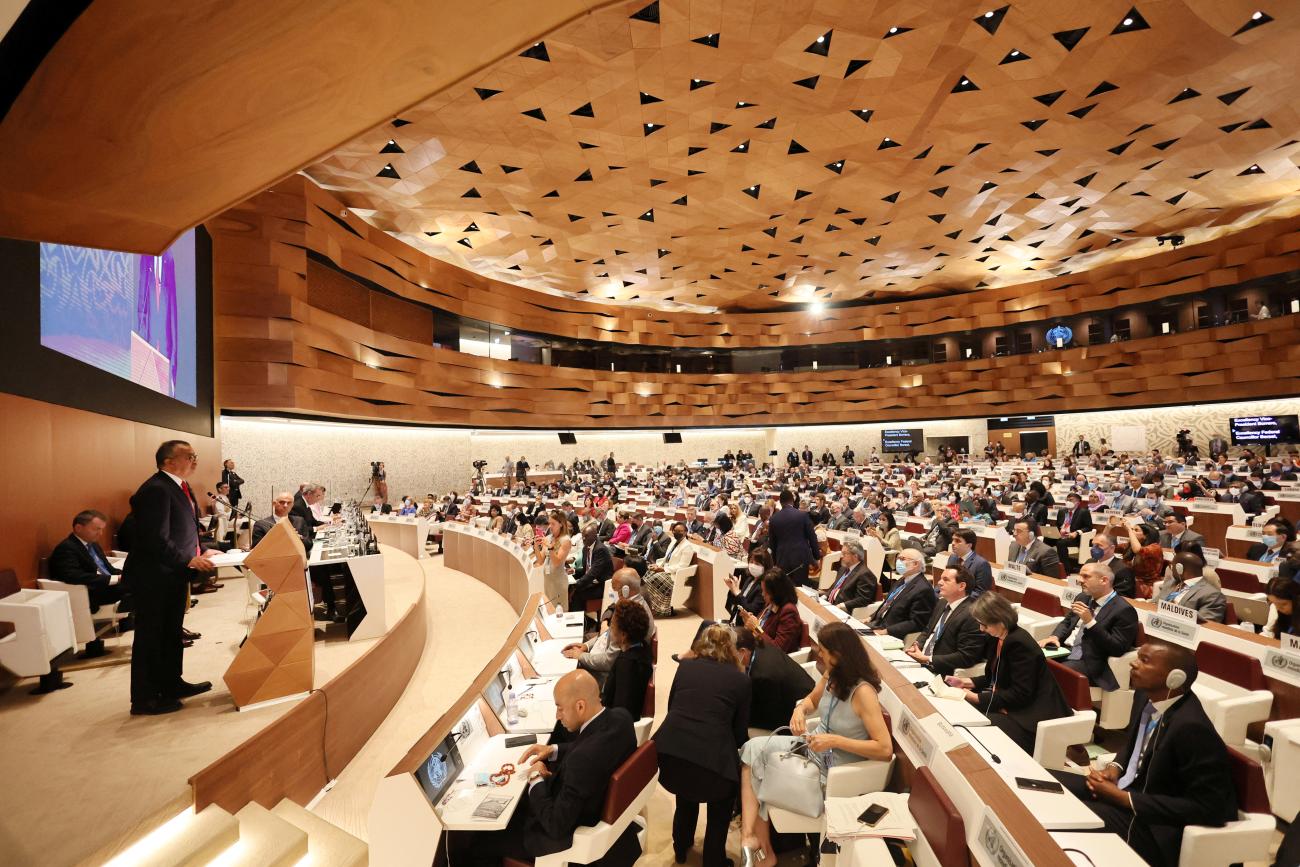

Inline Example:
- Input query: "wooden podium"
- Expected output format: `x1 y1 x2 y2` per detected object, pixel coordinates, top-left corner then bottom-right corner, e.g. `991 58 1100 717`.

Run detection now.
223 518 314 708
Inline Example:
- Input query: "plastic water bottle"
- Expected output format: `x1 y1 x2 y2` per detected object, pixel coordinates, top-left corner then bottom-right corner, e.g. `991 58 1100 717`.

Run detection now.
505 681 520 725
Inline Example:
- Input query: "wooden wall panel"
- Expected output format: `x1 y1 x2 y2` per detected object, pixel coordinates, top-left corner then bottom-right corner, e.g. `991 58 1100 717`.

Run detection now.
0 392 220 588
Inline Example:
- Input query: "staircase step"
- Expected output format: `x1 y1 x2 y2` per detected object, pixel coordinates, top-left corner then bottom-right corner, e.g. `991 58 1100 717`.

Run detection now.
227 803 308 867
132 804 239 867
270 800 367 867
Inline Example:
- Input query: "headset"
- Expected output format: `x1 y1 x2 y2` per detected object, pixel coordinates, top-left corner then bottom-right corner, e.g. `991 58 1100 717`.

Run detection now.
1165 667 1188 690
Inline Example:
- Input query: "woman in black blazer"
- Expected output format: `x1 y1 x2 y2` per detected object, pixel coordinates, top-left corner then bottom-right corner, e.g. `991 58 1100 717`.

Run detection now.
654 625 751 867
601 600 653 719
945 592 1071 752
724 549 772 624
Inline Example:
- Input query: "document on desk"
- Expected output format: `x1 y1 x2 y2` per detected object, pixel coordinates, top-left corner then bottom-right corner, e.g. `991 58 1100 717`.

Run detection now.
472 796 512 820
864 634 904 651
824 792 915 841
924 675 969 701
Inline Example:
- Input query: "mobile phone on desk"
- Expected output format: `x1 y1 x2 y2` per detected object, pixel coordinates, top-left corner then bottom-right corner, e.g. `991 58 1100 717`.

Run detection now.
1014 776 1064 794
857 803 889 826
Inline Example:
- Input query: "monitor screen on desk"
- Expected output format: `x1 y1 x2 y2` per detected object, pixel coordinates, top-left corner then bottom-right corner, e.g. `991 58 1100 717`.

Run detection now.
518 633 536 662
414 735 463 807
485 672 507 718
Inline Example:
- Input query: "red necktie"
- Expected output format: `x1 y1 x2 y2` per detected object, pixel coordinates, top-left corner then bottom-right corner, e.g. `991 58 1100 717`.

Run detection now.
181 480 201 555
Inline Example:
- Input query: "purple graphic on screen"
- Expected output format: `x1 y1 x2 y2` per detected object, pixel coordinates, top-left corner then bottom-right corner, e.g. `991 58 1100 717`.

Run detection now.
40 230 196 405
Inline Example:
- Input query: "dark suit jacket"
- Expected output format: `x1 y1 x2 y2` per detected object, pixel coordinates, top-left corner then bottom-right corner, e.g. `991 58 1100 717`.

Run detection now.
290 493 323 542
870 573 937 639
972 626 1071 732
1056 505 1094 535
602 643 653 721
49 533 120 588
1096 557 1137 598
574 540 613 595
768 505 819 572
824 562 877 612
252 514 310 549
1007 539 1061 576
1111 691 1237 859
624 523 654 556
525 707 637 856
747 644 816 731
917 598 987 675
948 552 993 595
725 575 766 622
124 471 202 587
1158 529 1205 550
760 602 803 653
654 657 751 782
1050 594 1139 690
1026 502 1050 526
1246 542 1288 562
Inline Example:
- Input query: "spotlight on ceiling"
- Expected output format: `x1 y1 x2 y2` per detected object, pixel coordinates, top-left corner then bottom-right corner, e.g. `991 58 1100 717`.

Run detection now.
1155 234 1185 248
809 300 825 314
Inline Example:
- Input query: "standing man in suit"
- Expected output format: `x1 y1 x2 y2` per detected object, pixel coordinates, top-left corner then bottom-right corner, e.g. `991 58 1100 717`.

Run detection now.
1155 551 1227 623
220 459 244 508
516 455 530 486
904 566 987 675
870 547 937 639
459 670 638 866
49 510 128 612
1008 518 1062 576
1055 491 1094 571
947 529 993 595
1050 639 1236 867
1087 532 1136 597
1040 563 1139 691
800 445 814 466
1157 513 1203 552
570 522 613 615
767 489 819 587
126 441 217 715
1072 435 1092 457
821 540 877 612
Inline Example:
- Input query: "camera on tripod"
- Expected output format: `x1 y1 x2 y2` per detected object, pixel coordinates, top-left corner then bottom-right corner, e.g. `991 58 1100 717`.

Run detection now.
473 459 488 470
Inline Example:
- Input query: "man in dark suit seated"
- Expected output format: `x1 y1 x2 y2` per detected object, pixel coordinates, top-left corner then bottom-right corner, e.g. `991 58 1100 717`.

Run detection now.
1040 562 1138 691
904 566 986 675
1221 479 1266 516
1086 531 1136 598
947 529 993 595
821 539 877 613
49 509 129 613
1007 518 1062 576
291 484 326 543
734 627 815 731
1051 639 1237 867
250 492 310 549
570 522 613 617
1054 492 1094 571
1245 521 1290 563
869 547 936 639
905 502 956 556
1157 512 1204 552
456 670 638 867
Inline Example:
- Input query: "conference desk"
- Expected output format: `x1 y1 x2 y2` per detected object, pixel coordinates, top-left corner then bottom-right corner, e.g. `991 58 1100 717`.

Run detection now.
440 522 543 612
794 589 1116 865
366 513 428 559
307 535 386 641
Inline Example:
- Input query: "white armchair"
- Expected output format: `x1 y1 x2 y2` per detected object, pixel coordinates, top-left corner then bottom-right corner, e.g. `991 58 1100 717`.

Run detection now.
1177 747 1275 867
668 563 698 611
1091 649 1138 730
1033 710 1097 770
817 550 842 590
36 579 126 658
769 756 895 834
0 587 76 693
534 742 658 867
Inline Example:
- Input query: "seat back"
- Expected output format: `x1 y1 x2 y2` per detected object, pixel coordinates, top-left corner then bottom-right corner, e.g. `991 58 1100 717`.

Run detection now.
600 741 658 825
1196 641 1266 691
1021 586 1060 616
1216 567 1263 594
1227 744 1270 814
642 677 656 720
0 569 19 599
1047 659 1093 711
1223 600 1239 626
37 558 50 581
799 620 811 649
908 765 966 867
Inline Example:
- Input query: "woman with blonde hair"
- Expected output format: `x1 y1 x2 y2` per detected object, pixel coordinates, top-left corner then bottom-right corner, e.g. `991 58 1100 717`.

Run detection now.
541 509 572 610
653 624 751 867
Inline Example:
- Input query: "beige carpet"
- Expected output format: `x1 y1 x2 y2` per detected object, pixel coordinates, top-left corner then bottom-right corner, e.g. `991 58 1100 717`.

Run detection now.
0 550 420 867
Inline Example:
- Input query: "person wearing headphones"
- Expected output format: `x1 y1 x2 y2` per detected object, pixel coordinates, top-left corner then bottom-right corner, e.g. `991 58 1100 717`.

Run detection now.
1050 639 1237 867
1155 550 1228 623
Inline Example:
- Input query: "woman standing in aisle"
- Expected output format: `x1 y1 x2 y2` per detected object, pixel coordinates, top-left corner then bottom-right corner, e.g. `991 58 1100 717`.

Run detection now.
542 510 573 611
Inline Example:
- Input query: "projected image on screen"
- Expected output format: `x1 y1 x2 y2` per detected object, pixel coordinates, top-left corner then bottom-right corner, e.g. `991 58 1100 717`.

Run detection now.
39 230 197 406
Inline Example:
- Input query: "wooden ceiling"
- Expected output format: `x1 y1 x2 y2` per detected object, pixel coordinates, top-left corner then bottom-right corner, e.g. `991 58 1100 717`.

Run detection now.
0 0 615 253
306 0 1300 313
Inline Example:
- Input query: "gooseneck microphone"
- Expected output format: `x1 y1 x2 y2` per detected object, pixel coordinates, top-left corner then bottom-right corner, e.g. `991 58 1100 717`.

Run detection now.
952 723 1002 764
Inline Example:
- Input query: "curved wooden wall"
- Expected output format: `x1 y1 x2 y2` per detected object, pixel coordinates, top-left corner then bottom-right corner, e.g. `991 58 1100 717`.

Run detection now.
215 175 1300 350
189 549 428 813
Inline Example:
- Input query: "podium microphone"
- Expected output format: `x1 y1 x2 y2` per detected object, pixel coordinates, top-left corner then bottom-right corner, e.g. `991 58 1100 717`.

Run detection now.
952 723 1002 764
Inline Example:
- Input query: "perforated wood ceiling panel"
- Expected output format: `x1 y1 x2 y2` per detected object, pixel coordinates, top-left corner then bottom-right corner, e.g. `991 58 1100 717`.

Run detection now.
306 0 1300 313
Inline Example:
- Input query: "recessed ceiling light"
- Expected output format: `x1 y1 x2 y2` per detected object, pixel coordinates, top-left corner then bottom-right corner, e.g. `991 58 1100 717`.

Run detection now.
984 10 994 16
817 35 825 42
1009 50 1019 56
738 101 747 106
645 122 655 128
1253 10 1264 18
503 330 510 335
889 26 898 33
1122 17 1133 25
809 300 825 314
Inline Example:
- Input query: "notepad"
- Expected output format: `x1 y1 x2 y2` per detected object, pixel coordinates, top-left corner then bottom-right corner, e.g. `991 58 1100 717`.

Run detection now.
824 792 915 841
926 675 969 702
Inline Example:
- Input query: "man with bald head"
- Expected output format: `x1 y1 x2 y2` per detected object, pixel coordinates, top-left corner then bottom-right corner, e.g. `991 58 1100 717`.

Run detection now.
1050 639 1235 867
561 568 655 685
250 492 309 549
460 670 637 865
1155 550 1227 623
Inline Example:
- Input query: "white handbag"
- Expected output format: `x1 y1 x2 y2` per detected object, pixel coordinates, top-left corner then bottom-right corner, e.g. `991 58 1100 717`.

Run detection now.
752 727 829 818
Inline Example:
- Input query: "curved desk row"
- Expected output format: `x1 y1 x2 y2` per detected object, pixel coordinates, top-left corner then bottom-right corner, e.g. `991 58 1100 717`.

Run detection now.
370 525 582 867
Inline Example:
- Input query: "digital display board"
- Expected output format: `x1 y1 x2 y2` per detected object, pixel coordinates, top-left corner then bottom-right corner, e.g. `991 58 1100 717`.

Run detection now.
1229 415 1300 445
882 428 923 452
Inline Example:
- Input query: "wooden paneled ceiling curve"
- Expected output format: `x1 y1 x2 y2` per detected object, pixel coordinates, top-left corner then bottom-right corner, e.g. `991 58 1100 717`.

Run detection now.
307 0 1300 313
0 0 618 253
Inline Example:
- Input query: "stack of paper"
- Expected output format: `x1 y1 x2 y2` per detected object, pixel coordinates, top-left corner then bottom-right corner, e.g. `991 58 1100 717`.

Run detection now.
927 675 968 701
824 792 915 841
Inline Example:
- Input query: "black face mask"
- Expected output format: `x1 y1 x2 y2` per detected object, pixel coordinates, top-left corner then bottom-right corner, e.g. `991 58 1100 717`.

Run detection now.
673 532 686 541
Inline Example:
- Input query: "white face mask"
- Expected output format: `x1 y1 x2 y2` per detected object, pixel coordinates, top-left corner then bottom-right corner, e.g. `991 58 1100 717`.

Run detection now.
748 563 765 578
